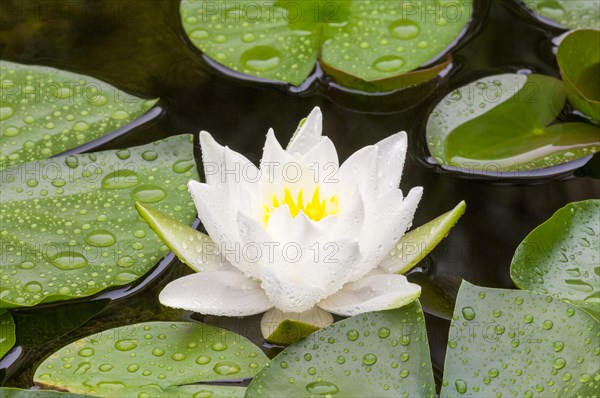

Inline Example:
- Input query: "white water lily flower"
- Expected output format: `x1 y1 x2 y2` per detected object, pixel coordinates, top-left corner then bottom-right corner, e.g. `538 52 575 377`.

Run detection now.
159 107 423 337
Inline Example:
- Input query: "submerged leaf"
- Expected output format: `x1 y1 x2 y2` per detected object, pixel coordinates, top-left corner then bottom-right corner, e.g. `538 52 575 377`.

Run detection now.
557 29 600 123
0 60 159 169
180 0 472 90
12 299 109 347
0 135 198 308
246 302 436 397
511 200 600 320
34 321 267 397
427 73 600 171
440 281 599 398
525 0 600 29
0 310 16 359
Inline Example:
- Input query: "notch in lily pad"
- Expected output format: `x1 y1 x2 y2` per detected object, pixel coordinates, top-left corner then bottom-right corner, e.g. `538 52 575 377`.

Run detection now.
426 73 600 175
180 0 473 92
0 61 160 170
557 29 600 123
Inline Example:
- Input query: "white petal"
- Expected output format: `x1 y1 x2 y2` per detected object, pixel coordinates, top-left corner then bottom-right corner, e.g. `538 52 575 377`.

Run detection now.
337 145 378 203
302 137 340 196
359 186 423 271
374 132 408 194
236 210 364 312
188 181 260 279
261 128 293 169
159 271 273 316
199 131 258 190
260 306 333 341
286 107 323 155
328 187 365 241
318 273 421 316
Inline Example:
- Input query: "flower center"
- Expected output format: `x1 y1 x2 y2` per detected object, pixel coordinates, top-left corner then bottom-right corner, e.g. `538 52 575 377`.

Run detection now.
263 185 339 223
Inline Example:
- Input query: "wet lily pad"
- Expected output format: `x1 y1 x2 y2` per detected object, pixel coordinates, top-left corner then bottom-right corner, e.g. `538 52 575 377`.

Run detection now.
0 310 16 359
0 135 198 308
557 29 600 123
511 200 600 320
0 388 92 398
246 302 436 397
34 321 266 397
440 281 599 398
525 0 600 29
380 201 466 274
181 0 472 90
0 61 159 170
427 73 600 171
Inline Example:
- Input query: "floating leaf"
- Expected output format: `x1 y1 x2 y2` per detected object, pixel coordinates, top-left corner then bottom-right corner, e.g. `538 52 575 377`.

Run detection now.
557 29 600 123
426 73 600 171
180 0 472 90
525 0 600 29
246 302 436 397
440 281 599 398
34 321 267 397
511 200 600 320
0 135 198 308
0 388 92 398
0 310 16 359
0 60 159 169
380 201 466 274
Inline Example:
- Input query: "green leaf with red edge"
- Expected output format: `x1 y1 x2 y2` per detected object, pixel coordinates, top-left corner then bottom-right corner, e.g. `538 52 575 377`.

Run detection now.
180 0 471 91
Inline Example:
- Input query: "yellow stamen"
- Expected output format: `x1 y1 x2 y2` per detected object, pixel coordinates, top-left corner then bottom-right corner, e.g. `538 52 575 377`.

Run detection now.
263 185 339 224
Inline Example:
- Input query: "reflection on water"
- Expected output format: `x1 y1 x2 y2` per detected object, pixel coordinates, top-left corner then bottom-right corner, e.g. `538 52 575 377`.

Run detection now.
1 0 599 389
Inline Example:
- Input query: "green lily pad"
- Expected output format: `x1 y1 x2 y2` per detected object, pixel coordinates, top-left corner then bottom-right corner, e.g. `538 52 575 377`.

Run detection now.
181 0 472 90
440 281 600 398
525 0 600 29
0 135 198 308
0 310 16 359
557 29 600 123
380 201 466 274
427 73 600 171
0 388 93 398
34 321 267 397
135 202 211 272
511 200 600 320
246 302 436 397
0 60 159 170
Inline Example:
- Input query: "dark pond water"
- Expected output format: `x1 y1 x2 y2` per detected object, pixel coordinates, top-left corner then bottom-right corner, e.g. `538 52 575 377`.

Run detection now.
1 0 599 391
